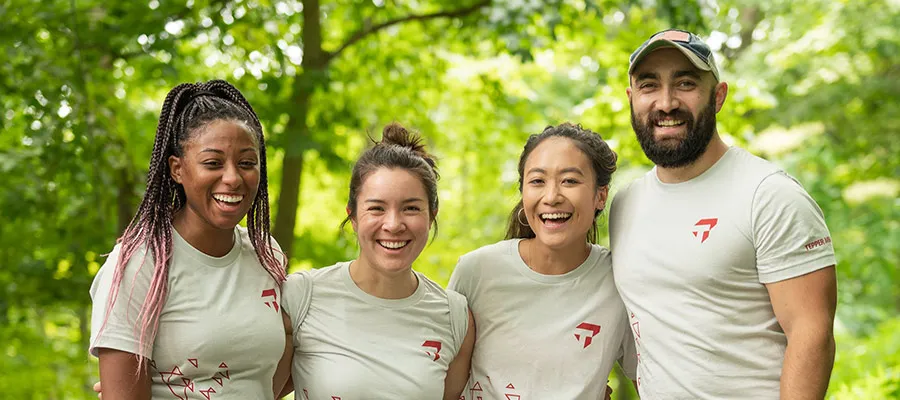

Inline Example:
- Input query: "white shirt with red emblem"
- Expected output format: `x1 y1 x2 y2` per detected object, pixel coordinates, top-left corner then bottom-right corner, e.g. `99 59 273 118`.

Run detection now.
448 239 637 400
609 146 837 399
89 226 286 399
281 261 469 400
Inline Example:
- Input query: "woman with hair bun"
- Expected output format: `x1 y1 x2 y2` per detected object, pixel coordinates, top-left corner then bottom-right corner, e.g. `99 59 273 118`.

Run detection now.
280 122 475 399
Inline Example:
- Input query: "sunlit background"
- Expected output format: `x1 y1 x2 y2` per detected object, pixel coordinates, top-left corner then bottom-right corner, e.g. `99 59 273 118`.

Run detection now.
2 0 898 398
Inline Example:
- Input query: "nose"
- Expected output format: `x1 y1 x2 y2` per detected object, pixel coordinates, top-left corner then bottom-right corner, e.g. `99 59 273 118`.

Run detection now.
221 162 243 187
382 210 406 233
656 86 681 114
542 182 563 205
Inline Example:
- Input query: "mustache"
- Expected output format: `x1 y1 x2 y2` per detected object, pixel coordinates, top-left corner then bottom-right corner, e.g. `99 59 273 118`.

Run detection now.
647 109 693 124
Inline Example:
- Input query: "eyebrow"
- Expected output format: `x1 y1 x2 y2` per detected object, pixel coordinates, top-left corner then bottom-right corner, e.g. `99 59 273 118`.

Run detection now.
635 69 703 82
526 167 585 176
363 198 426 204
199 147 258 154
673 70 702 80
635 72 659 82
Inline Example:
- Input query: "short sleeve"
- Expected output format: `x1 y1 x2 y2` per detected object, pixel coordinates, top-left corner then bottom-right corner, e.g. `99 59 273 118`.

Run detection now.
446 289 469 357
752 172 836 284
447 255 476 297
282 271 313 339
617 311 638 380
89 245 155 358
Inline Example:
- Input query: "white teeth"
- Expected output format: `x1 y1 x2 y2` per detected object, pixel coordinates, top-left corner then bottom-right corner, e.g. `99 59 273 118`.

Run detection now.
657 119 684 127
378 240 408 249
213 194 243 203
540 212 572 220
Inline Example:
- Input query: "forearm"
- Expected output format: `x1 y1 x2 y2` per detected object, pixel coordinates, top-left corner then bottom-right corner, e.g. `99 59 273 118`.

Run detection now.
780 331 835 400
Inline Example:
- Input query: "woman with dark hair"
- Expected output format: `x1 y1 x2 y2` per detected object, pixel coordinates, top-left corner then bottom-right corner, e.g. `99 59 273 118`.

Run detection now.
89 80 291 399
279 122 475 399
449 123 636 399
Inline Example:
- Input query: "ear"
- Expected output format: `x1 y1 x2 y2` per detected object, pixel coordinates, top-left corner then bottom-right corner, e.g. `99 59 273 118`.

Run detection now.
169 155 184 184
430 208 439 226
626 85 633 101
713 81 728 113
594 185 609 212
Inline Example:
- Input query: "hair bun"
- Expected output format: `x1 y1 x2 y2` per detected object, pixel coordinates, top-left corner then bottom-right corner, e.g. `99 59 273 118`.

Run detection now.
379 122 437 173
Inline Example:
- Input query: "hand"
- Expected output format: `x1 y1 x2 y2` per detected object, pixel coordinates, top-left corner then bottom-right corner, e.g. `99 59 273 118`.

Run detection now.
604 383 613 400
93 381 102 399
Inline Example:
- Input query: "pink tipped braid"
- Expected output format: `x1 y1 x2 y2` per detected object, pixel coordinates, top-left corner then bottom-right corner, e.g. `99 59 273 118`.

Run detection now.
96 81 286 374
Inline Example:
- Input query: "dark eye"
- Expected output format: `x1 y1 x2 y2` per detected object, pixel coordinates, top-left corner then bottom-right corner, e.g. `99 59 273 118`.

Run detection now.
404 205 422 212
639 82 657 90
678 80 697 88
203 160 223 168
528 178 545 185
240 160 258 168
563 178 580 185
367 206 384 212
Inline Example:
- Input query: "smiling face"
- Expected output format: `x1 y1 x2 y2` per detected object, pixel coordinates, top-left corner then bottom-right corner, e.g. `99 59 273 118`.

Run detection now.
627 47 726 168
521 137 607 250
350 167 433 276
169 119 260 235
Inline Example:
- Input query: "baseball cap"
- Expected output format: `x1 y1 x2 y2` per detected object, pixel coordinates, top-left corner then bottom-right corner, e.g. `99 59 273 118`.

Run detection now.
628 29 719 81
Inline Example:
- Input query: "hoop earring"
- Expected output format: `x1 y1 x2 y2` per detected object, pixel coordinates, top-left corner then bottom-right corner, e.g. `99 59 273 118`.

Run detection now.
517 208 529 226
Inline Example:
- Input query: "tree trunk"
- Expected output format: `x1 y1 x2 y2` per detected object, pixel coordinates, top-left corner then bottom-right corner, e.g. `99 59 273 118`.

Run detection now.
272 0 325 258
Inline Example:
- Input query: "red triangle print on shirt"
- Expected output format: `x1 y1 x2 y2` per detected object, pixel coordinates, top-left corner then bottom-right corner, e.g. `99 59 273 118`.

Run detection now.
219 362 229 369
471 381 483 391
692 218 718 243
217 370 230 380
506 383 515 389
213 376 223 386
199 387 216 400
188 358 198 368
181 378 194 391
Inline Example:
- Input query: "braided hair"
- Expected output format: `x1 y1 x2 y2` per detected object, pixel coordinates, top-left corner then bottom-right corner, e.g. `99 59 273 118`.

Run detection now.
98 80 286 368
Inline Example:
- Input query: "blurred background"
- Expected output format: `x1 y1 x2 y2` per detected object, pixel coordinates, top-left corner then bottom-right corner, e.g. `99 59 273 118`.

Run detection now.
1 0 897 398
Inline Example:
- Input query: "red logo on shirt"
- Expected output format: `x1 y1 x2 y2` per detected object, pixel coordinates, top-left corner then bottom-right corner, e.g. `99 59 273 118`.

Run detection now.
692 218 718 243
422 340 442 361
261 288 279 312
574 322 602 349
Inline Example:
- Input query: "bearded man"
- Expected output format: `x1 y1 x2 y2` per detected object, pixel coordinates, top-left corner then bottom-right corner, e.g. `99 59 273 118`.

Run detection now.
609 29 837 400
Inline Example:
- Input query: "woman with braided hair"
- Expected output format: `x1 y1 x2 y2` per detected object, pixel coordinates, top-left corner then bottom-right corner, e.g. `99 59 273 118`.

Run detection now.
89 80 292 399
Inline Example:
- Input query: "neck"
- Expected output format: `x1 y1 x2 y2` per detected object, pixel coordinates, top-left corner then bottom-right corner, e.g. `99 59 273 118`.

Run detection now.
519 238 592 275
349 259 418 299
172 211 235 257
656 134 729 184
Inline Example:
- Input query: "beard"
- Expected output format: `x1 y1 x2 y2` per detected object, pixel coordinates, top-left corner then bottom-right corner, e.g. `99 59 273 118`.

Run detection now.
630 91 718 168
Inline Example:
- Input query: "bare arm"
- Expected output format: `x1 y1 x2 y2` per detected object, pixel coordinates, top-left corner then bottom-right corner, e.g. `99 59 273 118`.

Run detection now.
97 348 151 400
443 309 476 400
766 266 837 400
273 311 294 399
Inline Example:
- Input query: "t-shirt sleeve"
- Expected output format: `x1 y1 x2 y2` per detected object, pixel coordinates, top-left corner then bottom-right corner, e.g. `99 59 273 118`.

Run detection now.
616 311 638 380
446 289 469 358
447 254 475 297
752 172 836 284
282 271 313 338
89 245 155 358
